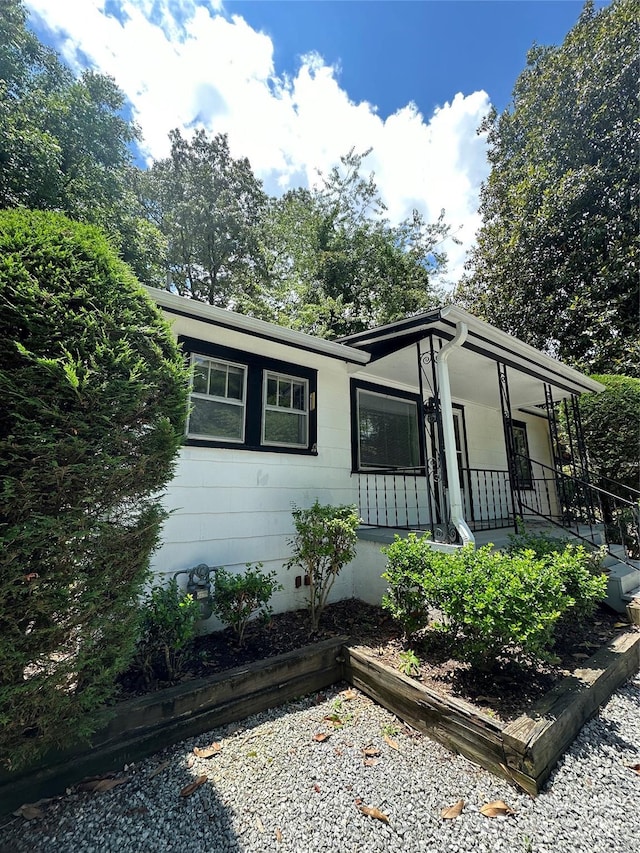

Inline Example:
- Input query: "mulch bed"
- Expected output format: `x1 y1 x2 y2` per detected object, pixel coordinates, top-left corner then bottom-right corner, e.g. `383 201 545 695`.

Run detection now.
115 598 632 723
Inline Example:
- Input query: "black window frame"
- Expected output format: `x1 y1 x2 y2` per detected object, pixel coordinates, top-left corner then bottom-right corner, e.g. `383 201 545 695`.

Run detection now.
350 378 426 473
180 336 318 455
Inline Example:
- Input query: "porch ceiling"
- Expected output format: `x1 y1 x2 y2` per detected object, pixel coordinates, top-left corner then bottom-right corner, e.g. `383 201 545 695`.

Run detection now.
341 306 604 407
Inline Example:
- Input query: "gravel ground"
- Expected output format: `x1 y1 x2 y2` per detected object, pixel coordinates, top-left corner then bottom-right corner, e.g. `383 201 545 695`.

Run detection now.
1 675 638 853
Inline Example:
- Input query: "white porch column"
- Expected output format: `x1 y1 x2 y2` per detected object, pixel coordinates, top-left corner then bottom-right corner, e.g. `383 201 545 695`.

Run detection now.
436 323 475 547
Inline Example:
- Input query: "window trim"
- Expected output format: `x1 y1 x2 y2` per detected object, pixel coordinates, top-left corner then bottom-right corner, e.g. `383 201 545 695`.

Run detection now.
261 371 309 449
180 336 317 455
187 354 248 443
350 379 426 473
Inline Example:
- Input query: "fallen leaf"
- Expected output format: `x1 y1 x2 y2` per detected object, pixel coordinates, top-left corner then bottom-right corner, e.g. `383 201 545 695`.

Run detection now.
312 732 331 742
256 816 265 833
627 763 640 775
614 622 629 628
441 800 464 820
340 689 358 701
77 776 129 793
275 827 283 842
383 734 399 750
362 747 381 757
23 573 39 583
179 775 208 797
333 748 343 756
324 713 344 728
148 761 171 779
313 783 321 793
363 758 379 767
13 803 44 821
194 743 222 758
479 800 516 818
357 803 389 823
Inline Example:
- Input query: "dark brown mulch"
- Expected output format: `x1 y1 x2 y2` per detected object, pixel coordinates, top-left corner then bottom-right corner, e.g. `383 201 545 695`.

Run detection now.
115 598 631 723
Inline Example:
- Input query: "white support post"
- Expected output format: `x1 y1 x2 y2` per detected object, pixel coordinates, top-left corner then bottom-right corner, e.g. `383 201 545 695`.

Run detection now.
436 323 475 547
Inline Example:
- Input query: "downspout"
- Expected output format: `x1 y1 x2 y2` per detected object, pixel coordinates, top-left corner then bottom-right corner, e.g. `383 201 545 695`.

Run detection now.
437 323 475 547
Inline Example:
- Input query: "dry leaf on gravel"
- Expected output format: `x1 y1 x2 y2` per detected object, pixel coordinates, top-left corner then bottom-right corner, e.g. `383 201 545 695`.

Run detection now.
312 732 331 742
13 803 45 821
357 803 390 823
77 777 129 793
362 746 381 757
194 743 222 758
275 827 283 842
179 775 208 798
479 800 516 818
256 816 265 833
441 800 465 819
363 758 379 767
627 763 640 775
148 761 171 779
340 689 358 701
383 734 399 750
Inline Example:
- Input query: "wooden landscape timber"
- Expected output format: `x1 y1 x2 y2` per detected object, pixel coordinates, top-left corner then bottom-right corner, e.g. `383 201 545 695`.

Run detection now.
0 636 347 816
342 630 640 796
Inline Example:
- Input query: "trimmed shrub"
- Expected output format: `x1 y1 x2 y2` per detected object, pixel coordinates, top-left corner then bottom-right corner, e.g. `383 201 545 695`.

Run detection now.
285 501 360 632
0 209 189 770
382 534 606 670
133 578 201 683
211 564 282 646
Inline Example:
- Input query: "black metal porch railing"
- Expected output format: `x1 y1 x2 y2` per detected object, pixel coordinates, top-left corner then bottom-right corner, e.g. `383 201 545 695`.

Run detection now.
515 456 640 564
460 468 513 531
356 467 430 530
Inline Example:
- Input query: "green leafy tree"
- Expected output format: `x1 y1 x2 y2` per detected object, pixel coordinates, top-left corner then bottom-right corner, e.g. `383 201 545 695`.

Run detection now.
457 0 639 373
261 149 451 338
0 0 164 285
0 209 189 770
144 128 268 310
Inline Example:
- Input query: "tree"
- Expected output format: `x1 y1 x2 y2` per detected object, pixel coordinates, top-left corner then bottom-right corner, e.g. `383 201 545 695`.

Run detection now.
578 375 640 497
0 0 164 285
456 0 639 374
261 149 451 338
0 209 189 769
143 128 268 310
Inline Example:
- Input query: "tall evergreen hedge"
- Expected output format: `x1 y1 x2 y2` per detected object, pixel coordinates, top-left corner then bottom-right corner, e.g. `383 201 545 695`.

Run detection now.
0 209 189 770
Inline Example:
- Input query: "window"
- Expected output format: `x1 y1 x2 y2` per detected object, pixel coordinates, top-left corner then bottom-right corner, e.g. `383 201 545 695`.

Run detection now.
263 372 309 447
512 421 533 489
187 355 246 442
181 337 317 454
355 385 421 470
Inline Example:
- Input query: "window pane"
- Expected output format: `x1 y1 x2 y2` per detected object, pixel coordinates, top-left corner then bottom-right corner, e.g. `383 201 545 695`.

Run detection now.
209 364 228 397
189 398 243 441
278 379 292 408
226 366 244 401
192 358 208 394
358 391 420 468
264 410 307 445
267 376 278 406
292 382 306 411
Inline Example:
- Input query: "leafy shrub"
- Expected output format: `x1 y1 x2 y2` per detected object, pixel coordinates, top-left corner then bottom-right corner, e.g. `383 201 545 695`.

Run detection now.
211 564 282 646
285 501 360 632
0 210 189 770
134 579 201 683
398 649 420 677
382 534 606 670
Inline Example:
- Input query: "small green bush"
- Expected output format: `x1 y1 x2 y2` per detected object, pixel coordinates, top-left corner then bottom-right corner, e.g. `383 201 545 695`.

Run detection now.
211 564 282 646
382 534 606 670
134 578 201 683
285 501 360 632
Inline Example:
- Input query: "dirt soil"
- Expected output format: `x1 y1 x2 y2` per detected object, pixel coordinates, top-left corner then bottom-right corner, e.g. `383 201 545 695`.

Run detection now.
115 598 633 723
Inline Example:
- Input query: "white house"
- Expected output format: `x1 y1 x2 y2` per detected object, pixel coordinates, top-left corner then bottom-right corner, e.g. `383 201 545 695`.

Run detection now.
146 288 639 620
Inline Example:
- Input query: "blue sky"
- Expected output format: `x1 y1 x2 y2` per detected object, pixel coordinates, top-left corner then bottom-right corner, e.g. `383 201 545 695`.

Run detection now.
24 0 609 284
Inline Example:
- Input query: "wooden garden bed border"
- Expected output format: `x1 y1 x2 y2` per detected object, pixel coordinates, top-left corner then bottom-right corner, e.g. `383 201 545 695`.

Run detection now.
2 630 638 814
0 636 347 816
343 630 640 796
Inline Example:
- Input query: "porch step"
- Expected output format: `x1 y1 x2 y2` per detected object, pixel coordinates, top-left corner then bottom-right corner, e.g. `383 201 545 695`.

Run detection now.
605 560 640 613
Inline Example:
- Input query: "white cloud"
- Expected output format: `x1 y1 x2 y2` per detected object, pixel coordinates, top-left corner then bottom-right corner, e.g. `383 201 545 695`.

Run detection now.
25 0 491 285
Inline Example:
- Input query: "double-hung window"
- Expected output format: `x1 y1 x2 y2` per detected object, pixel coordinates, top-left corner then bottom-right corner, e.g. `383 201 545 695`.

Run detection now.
188 355 247 442
511 420 533 489
263 372 309 448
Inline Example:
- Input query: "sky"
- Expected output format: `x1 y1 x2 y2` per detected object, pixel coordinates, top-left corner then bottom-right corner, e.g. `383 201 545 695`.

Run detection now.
24 0 609 285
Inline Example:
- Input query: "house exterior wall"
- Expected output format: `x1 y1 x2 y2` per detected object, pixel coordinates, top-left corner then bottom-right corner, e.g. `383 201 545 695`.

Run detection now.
151 310 360 629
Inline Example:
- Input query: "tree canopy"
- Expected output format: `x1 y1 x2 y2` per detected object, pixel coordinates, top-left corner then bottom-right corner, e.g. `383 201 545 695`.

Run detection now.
456 0 639 374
